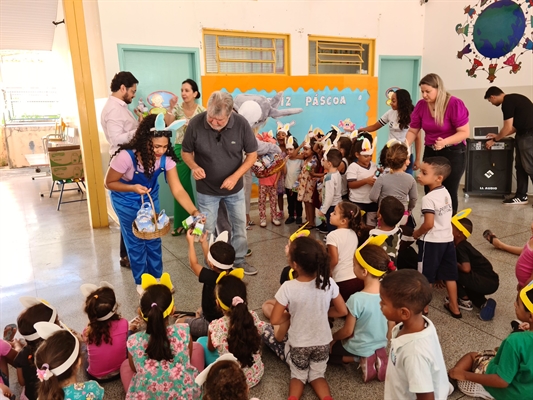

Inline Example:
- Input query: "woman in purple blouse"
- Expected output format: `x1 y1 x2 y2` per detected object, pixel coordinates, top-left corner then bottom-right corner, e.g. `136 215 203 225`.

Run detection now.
406 73 470 214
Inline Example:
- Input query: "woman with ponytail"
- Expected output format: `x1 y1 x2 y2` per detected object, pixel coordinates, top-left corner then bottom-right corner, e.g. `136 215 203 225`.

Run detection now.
202 274 265 388
120 273 202 398
34 324 104 400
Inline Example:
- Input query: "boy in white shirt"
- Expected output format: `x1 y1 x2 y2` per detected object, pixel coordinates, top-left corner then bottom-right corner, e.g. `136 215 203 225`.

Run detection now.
318 149 343 233
380 269 452 400
413 157 461 318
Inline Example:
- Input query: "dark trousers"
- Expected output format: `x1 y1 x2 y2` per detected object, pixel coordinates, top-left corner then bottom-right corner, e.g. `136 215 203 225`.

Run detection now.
286 188 303 218
120 233 128 258
423 143 466 214
514 133 533 198
457 271 499 308
325 205 336 233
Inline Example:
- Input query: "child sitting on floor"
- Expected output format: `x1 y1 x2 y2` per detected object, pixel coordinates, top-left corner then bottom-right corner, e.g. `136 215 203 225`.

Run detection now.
369 196 405 265
448 281 533 399
381 270 451 400
81 281 128 381
34 322 104 400
330 236 395 383
413 156 462 319
181 230 236 339
199 274 265 388
451 210 499 321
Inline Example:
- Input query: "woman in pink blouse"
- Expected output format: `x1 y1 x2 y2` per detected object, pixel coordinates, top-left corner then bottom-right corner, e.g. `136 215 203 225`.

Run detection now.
406 73 470 214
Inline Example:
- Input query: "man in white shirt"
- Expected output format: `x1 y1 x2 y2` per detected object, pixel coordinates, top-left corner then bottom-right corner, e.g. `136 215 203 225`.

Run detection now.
101 71 142 268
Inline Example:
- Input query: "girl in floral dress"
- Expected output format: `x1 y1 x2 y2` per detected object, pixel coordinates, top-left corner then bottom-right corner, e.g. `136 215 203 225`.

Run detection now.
205 275 266 388
122 274 202 399
297 139 318 228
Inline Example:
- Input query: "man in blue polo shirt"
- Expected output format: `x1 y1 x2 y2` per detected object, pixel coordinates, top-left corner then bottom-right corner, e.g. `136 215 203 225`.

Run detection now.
182 91 258 274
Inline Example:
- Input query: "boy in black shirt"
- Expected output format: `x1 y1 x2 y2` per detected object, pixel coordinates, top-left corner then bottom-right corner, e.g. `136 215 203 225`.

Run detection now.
182 229 238 339
451 210 499 321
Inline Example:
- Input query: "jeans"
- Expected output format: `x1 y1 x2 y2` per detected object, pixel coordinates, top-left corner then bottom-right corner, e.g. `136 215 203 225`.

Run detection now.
514 134 533 197
423 144 466 214
196 189 248 266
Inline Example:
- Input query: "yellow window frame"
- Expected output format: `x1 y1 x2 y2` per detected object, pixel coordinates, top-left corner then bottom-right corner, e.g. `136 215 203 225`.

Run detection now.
308 35 375 76
203 29 290 75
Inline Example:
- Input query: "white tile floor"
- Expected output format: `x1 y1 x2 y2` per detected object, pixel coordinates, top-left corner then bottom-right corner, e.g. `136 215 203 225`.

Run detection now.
1 167 532 399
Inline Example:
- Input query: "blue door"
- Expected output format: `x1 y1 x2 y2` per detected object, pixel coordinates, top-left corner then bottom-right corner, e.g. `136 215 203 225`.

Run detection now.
118 45 201 218
376 56 421 152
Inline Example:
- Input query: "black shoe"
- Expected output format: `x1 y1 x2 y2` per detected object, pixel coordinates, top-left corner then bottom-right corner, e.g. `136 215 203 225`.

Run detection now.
285 217 295 224
295 217 302 225
503 196 528 205
120 257 130 269
317 222 328 234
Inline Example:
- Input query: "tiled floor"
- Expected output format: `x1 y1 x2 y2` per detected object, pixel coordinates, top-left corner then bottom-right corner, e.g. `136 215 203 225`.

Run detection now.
1 167 531 399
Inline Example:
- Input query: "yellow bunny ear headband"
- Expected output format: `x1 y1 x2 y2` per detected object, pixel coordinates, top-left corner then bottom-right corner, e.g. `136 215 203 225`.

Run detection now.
451 208 472 238
215 269 245 311
520 280 533 313
286 224 312 280
355 235 396 277
140 273 175 321
80 281 117 321
19 297 58 341
34 321 80 382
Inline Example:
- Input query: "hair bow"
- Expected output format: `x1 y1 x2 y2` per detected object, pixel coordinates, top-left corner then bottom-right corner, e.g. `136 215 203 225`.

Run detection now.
451 208 472 238
150 113 186 134
34 321 80 379
19 297 58 341
140 273 175 321
355 235 389 277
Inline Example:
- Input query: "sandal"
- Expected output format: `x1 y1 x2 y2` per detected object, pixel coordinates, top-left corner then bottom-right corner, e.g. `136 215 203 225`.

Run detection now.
444 303 462 319
172 227 185 237
483 229 497 245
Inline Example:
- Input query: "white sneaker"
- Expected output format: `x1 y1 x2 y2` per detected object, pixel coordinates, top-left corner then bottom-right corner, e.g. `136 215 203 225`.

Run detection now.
136 285 144 296
260 220 267 228
272 219 281 226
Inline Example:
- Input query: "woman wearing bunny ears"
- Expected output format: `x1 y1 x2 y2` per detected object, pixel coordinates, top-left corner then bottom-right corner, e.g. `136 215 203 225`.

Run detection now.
105 113 201 294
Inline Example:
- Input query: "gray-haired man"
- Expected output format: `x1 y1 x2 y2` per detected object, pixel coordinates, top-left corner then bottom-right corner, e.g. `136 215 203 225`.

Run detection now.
182 91 258 274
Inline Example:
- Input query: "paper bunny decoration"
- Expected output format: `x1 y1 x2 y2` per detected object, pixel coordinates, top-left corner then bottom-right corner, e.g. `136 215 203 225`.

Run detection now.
150 113 186 133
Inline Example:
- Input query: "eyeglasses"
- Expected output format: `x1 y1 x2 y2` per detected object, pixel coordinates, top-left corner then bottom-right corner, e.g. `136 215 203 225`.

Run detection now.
152 130 172 138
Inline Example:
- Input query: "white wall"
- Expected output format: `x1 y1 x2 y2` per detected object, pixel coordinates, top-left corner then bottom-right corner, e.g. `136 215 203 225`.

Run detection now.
96 0 425 83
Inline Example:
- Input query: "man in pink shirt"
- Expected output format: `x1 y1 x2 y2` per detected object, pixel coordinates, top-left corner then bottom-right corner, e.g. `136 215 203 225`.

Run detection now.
101 71 142 269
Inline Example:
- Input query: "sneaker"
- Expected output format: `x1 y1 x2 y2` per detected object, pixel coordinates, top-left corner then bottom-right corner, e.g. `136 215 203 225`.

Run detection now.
295 217 302 225
360 353 377 383
479 298 497 321
503 196 528 205
317 222 328 234
285 217 295 224
120 256 130 269
444 296 473 311
272 219 281 226
260 220 267 228
238 262 257 276
246 249 252 257
375 347 388 382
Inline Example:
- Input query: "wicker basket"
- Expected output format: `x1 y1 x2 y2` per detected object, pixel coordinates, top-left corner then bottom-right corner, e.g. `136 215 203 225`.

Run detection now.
252 154 286 179
132 192 170 240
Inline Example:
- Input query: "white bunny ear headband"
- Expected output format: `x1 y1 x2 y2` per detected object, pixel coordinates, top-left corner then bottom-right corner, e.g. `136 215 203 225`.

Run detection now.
207 231 233 270
322 139 333 160
80 281 117 321
150 113 186 135
19 297 58 341
195 353 238 386
386 138 411 157
359 135 378 156
286 135 295 150
34 322 80 382
277 120 295 133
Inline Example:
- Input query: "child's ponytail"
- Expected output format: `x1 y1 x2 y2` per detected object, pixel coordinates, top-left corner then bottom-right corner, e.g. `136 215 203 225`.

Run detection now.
358 244 396 279
84 286 120 346
140 285 173 362
34 330 80 400
216 276 260 368
337 201 363 234
289 237 331 290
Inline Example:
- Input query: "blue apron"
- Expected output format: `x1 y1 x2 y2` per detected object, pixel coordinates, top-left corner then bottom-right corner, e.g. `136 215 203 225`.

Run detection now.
110 150 167 284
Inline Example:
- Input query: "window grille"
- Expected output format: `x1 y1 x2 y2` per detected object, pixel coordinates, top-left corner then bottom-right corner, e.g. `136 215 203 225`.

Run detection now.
309 36 374 75
2 88 60 123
